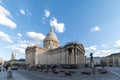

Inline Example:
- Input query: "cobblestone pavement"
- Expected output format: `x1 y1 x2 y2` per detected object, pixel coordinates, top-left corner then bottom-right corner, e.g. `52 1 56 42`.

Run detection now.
0 71 29 80
1 67 120 80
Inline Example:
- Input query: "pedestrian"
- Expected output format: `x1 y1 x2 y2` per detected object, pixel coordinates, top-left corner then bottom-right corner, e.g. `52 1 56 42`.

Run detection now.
5 65 8 71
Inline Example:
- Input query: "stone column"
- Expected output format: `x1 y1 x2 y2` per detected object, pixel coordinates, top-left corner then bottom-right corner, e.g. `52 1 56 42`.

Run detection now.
78 51 79 64
65 50 68 64
69 51 71 64
76 49 78 64
72 48 74 64
77 51 78 64
79 50 80 64
80 51 81 64
60 49 61 64
57 51 58 64
77 50 79 64
74 48 77 64
78 50 80 64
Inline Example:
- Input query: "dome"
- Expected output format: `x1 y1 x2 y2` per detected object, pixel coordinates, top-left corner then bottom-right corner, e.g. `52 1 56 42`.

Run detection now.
44 27 59 43
43 27 59 49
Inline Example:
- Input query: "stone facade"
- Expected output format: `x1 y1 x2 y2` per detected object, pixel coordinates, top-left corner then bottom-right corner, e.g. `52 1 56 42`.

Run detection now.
86 57 104 65
10 59 25 65
11 52 16 60
25 27 85 66
105 52 120 66
0 57 3 64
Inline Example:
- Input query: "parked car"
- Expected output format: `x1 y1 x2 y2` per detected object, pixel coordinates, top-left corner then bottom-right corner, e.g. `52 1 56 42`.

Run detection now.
11 66 18 70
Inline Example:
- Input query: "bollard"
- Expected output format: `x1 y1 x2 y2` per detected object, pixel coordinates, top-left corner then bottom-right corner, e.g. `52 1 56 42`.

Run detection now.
7 71 13 78
92 67 96 74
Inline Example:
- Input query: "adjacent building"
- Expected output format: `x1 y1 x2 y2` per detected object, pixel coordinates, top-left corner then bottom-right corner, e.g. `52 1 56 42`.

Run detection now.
11 52 16 60
86 57 101 65
11 59 25 65
9 52 25 65
0 57 3 64
86 57 105 66
105 52 120 66
25 27 85 66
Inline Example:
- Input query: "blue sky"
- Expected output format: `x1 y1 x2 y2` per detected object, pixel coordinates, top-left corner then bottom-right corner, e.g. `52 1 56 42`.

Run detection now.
0 0 120 60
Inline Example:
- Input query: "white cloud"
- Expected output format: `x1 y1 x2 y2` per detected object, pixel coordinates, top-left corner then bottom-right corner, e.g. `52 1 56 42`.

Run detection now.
85 45 97 51
28 12 32 16
90 49 120 57
93 49 120 57
114 40 120 48
42 9 50 24
50 18 65 33
42 17 46 24
0 0 3 4
20 9 25 15
20 9 32 16
45 9 50 18
85 49 112 57
19 40 35 48
0 31 12 43
17 33 22 37
91 26 101 31
26 10 32 16
0 0 2 3
94 50 112 57
114 49 120 53
101 44 107 48
85 41 120 57
7 40 35 54
26 31 45 41
0 5 17 29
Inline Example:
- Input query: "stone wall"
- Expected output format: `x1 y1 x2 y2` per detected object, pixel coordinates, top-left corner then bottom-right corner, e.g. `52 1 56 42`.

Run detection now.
25 42 85 66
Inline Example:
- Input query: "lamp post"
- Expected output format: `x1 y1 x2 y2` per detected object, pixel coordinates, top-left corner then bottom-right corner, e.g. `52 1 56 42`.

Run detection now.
90 53 95 74
90 53 93 67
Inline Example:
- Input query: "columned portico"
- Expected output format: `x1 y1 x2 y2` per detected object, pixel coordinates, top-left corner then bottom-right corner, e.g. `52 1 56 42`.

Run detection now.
64 43 85 65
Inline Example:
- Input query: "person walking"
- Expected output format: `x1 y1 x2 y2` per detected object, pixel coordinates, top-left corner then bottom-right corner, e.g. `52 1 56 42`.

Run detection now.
5 65 8 71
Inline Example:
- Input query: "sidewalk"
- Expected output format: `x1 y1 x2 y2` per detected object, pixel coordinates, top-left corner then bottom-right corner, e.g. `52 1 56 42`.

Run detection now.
0 71 29 80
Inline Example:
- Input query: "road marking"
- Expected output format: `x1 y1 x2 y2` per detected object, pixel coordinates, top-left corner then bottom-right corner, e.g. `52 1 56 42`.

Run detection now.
108 68 120 78
113 68 120 70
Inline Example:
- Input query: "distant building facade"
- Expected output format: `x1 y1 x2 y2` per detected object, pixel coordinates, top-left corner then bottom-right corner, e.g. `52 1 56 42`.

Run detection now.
10 52 25 65
11 59 25 65
11 52 16 60
25 27 85 66
105 52 120 66
86 57 105 65
0 57 3 64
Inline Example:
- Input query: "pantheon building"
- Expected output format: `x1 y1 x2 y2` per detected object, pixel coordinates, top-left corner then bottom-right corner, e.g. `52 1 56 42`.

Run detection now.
25 27 85 66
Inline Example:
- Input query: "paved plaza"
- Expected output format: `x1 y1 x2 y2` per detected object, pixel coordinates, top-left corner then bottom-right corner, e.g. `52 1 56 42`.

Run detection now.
0 71 29 80
0 67 120 80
